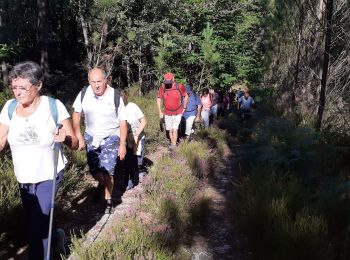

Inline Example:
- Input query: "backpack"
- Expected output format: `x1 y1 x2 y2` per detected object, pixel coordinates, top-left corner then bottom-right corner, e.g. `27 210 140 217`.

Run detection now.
80 86 121 115
161 83 183 112
7 97 59 126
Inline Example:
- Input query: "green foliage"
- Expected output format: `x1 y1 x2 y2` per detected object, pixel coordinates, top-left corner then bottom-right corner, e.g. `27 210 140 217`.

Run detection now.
0 90 13 108
95 0 118 8
234 113 350 259
0 44 21 59
154 35 176 79
0 150 21 214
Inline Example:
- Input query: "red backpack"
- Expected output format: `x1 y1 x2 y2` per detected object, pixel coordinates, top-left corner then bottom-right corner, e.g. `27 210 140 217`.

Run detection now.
162 83 183 112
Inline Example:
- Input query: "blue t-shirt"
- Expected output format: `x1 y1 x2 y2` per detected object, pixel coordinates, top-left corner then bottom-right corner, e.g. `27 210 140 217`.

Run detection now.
183 91 201 119
239 96 254 111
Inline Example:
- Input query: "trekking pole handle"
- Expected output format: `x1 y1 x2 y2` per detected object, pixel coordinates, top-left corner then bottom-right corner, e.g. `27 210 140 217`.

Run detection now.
51 123 63 150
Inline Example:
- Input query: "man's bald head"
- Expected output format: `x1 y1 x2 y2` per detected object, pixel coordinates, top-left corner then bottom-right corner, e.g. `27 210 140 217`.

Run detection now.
88 68 108 96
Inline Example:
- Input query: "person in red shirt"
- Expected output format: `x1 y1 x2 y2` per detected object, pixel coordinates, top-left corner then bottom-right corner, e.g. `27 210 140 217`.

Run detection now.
157 73 188 149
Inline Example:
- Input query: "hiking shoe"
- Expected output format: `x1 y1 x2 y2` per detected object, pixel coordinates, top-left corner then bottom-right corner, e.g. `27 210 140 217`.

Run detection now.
126 179 134 191
54 228 66 258
138 172 145 183
105 199 114 214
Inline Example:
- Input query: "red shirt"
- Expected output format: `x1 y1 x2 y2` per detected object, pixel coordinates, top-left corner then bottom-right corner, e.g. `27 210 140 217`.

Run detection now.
157 83 186 115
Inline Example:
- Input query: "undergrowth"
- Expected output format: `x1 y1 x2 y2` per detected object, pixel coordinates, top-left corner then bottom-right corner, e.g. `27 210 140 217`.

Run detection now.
233 115 350 260
69 131 225 259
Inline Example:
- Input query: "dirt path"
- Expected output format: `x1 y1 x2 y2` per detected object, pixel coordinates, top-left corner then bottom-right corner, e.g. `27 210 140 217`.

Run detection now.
64 141 249 259
187 145 248 260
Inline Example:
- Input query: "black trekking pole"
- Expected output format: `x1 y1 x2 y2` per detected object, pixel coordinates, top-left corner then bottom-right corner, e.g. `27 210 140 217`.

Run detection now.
46 124 63 260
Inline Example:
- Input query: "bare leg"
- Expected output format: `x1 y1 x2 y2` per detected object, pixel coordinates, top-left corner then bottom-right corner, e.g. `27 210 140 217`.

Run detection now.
104 175 114 200
93 172 104 186
172 129 178 146
169 129 178 146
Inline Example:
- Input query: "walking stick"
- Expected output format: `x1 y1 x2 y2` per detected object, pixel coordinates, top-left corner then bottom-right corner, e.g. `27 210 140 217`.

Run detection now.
46 124 63 260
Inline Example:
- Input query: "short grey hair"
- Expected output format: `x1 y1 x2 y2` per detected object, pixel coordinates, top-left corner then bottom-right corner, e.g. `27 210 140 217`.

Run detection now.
88 67 107 79
9 61 43 86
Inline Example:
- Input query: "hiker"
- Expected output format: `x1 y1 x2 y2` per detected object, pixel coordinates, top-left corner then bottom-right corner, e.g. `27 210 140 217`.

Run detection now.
72 68 128 214
121 90 147 190
237 89 255 122
200 88 212 128
235 88 243 103
182 83 201 141
222 91 231 114
0 61 78 260
157 72 188 150
210 89 221 120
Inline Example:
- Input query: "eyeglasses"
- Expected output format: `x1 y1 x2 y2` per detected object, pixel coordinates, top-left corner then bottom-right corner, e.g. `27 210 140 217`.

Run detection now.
11 84 33 93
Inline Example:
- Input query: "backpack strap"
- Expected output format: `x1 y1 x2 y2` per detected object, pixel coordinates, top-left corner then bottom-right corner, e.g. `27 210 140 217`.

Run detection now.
80 86 88 104
113 88 121 116
48 97 58 126
7 99 18 120
80 85 121 116
7 97 58 125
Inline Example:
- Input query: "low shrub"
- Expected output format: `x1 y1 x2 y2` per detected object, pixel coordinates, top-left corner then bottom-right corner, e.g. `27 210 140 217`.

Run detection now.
233 115 350 259
69 128 220 258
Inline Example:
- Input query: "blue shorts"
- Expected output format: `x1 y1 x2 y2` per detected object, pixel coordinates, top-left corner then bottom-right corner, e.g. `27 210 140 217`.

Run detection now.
85 133 119 176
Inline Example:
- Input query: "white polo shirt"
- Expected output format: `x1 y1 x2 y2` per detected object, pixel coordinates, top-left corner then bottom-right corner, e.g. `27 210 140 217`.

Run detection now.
73 85 127 140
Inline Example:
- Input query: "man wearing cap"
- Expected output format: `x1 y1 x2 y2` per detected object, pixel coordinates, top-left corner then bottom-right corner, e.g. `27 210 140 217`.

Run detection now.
182 83 201 141
157 73 188 149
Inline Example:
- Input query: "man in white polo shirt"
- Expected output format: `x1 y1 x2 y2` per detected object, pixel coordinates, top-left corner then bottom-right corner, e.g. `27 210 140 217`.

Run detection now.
72 68 127 213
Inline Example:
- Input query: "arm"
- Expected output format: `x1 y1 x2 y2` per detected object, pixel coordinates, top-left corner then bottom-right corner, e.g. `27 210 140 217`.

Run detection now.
54 119 78 150
118 120 127 160
182 93 189 114
157 97 163 118
136 117 147 137
195 105 202 122
134 117 147 143
72 111 85 151
0 123 9 152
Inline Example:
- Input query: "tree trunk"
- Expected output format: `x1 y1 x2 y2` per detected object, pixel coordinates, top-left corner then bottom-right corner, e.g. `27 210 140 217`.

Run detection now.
292 4 304 108
198 63 206 90
138 45 142 96
37 0 49 79
315 0 334 130
126 56 130 88
80 14 92 64
1 61 8 87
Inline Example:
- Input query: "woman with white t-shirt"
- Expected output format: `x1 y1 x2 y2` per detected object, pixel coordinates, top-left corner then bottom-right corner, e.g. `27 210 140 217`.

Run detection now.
0 61 78 259
121 91 147 189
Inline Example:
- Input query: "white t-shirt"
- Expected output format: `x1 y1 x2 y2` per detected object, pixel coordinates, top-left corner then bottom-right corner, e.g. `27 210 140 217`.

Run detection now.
72 86 127 142
124 102 145 155
124 102 145 139
0 96 69 183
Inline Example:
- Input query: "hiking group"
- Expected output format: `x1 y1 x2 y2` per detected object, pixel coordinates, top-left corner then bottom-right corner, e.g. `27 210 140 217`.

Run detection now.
157 73 255 150
0 61 255 260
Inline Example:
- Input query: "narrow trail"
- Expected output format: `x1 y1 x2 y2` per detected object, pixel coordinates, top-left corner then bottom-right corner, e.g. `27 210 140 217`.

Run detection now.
187 143 248 260
65 133 249 259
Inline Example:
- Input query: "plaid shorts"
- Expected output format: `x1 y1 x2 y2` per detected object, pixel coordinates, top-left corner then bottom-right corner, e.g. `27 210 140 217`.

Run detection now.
85 133 119 176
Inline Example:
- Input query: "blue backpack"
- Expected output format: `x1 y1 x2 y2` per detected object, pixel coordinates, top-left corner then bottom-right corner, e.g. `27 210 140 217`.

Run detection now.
7 97 59 126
